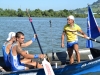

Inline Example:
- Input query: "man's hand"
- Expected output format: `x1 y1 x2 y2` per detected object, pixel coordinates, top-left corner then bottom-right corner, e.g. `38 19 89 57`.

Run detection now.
61 43 65 48
34 34 37 39
39 54 46 59
83 34 88 39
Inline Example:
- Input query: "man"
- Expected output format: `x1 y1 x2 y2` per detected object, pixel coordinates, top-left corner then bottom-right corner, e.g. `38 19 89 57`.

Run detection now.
2 32 36 68
9 32 45 71
2 32 43 70
61 15 87 64
2 32 16 69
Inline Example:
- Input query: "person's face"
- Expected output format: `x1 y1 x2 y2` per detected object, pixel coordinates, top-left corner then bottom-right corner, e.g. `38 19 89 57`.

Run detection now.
67 18 74 25
17 35 25 44
12 36 16 42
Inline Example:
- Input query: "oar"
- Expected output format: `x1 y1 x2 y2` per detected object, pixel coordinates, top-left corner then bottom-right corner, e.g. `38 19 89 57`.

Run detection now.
73 32 100 43
26 9 54 75
26 9 43 54
66 29 100 43
26 9 50 62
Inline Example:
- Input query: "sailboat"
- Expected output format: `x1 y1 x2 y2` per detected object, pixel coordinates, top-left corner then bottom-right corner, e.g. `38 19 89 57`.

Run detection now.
0 5 100 75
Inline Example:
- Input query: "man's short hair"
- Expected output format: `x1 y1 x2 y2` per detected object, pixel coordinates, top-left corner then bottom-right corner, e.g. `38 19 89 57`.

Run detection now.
16 32 24 38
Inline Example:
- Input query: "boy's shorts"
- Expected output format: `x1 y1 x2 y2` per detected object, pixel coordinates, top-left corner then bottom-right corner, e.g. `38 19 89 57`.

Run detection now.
67 40 78 48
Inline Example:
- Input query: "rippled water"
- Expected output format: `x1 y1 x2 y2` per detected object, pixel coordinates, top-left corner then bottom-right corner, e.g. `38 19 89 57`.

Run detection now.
0 17 100 56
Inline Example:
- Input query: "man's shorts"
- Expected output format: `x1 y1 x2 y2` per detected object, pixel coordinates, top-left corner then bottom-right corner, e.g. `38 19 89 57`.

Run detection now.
12 64 25 71
67 40 78 48
16 65 25 70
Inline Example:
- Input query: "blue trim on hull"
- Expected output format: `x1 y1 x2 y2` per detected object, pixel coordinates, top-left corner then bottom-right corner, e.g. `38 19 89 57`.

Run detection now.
1 56 100 75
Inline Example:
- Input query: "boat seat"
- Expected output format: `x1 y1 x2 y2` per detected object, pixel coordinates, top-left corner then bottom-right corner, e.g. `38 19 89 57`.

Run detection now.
90 48 100 58
47 51 67 65
56 51 67 65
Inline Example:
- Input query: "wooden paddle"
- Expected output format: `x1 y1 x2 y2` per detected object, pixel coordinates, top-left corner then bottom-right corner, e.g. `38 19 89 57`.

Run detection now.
73 32 100 43
26 9 50 62
42 58 55 75
65 29 100 43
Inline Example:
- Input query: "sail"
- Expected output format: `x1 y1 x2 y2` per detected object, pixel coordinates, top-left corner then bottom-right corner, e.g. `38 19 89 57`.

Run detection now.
86 5 100 48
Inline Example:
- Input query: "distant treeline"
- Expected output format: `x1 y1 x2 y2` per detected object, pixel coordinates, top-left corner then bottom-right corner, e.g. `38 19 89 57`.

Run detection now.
0 8 100 18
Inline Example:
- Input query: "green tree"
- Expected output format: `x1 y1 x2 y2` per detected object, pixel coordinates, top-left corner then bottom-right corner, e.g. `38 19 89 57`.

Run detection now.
48 9 54 17
0 8 4 16
17 8 24 17
34 9 42 17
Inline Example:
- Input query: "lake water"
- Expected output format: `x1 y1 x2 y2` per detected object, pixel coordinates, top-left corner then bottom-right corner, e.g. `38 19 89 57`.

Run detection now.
0 17 100 56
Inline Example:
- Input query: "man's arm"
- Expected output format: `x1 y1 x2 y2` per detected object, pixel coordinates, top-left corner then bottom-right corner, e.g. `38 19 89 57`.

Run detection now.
21 34 36 48
21 40 33 48
79 30 88 38
16 46 45 59
61 31 65 48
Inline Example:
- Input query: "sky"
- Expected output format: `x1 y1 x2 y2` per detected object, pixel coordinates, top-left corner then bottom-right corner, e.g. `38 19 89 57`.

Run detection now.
0 0 98 11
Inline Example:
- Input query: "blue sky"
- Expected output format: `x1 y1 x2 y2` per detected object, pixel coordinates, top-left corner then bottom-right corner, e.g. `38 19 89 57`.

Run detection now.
0 0 98 11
